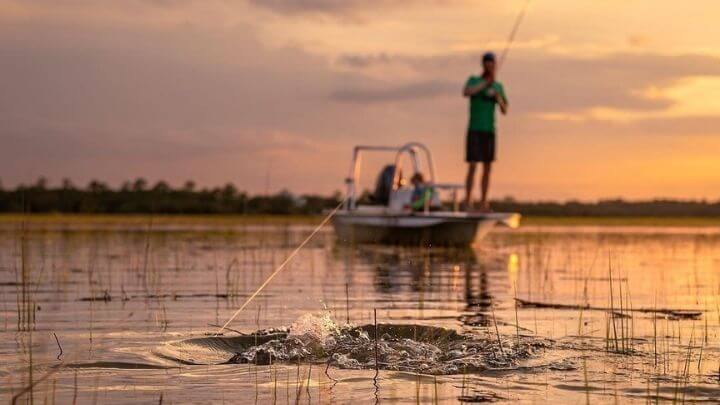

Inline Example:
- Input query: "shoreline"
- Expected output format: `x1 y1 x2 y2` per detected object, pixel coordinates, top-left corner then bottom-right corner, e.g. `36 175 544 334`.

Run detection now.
0 213 719 227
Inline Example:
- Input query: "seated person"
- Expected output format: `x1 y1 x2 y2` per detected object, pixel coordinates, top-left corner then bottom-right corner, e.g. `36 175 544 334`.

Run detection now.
410 173 433 211
372 165 402 205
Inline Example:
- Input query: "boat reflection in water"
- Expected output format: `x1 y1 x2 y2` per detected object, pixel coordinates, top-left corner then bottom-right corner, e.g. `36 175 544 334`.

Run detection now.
333 243 501 329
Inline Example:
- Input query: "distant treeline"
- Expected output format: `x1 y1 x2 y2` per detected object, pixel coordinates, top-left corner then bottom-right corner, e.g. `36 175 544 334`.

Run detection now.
0 178 341 215
1 178 719 216
490 198 720 217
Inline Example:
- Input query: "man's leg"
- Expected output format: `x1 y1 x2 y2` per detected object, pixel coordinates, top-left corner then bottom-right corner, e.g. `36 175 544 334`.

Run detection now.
479 161 492 210
464 162 477 209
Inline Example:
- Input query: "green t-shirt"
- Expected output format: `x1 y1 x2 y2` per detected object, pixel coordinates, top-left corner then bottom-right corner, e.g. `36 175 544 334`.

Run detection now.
465 76 507 132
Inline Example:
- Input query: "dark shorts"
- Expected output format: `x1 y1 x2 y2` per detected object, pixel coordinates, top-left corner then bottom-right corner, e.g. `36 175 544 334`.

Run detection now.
466 130 495 163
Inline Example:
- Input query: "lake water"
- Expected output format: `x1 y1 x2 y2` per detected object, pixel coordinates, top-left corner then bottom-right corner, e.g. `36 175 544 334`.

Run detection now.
2 219 720 403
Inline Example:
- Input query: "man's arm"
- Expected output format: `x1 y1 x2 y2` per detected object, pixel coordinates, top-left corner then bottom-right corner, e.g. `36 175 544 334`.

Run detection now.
463 78 492 97
496 93 508 114
495 85 508 114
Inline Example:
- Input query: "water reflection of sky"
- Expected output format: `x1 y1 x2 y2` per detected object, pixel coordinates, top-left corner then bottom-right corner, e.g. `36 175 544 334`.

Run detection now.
2 225 720 403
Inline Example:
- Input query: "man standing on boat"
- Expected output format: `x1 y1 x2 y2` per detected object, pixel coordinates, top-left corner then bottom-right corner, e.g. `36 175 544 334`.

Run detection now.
463 52 508 212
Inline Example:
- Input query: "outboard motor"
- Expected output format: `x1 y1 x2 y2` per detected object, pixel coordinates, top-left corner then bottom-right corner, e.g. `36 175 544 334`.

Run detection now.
373 165 396 205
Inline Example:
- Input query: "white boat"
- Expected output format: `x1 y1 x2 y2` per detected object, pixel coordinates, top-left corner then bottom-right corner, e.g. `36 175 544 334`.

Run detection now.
332 142 520 246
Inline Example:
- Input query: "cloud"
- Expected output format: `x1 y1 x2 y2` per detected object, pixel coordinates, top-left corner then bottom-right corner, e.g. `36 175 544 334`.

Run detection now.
331 80 456 103
503 52 720 119
0 16 351 133
247 0 367 16
0 13 419 191
529 114 720 137
337 53 395 68
2 0 720 198
334 50 720 116
245 0 454 17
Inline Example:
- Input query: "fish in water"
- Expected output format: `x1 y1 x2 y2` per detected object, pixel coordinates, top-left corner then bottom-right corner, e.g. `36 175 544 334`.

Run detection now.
156 313 554 375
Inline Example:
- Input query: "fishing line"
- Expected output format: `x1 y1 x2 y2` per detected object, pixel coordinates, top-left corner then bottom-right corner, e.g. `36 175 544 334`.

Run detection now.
216 1 531 336
216 199 345 335
498 0 531 69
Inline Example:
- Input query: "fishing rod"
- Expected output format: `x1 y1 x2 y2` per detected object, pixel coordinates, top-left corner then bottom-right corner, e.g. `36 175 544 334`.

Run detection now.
498 0 532 70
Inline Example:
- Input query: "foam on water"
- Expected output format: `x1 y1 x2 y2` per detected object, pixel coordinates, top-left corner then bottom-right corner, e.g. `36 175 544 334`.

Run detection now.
156 313 554 375
288 312 339 341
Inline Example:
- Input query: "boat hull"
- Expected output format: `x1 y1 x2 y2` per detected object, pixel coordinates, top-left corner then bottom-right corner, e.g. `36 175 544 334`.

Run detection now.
332 213 499 246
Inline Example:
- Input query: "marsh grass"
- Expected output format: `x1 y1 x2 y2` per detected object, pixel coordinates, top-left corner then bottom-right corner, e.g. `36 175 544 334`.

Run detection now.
16 221 36 333
490 303 504 356
5 216 720 403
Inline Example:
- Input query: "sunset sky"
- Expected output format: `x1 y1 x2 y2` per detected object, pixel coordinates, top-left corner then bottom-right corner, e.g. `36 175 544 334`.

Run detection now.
2 0 720 200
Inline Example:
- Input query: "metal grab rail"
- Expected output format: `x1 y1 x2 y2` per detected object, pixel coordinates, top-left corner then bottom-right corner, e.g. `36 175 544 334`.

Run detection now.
432 183 464 212
390 142 436 191
344 143 439 210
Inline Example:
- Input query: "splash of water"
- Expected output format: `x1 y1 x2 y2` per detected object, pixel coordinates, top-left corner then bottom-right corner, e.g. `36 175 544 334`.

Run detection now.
158 313 554 375
288 312 339 341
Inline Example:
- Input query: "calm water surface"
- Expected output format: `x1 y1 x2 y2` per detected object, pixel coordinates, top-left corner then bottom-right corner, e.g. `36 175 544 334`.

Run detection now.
1 220 720 403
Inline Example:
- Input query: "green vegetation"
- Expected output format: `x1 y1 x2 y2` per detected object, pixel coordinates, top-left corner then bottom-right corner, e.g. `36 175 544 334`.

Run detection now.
491 198 720 217
1 214 719 228
2 178 719 223
0 178 340 215
0 213 321 227
521 216 720 227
